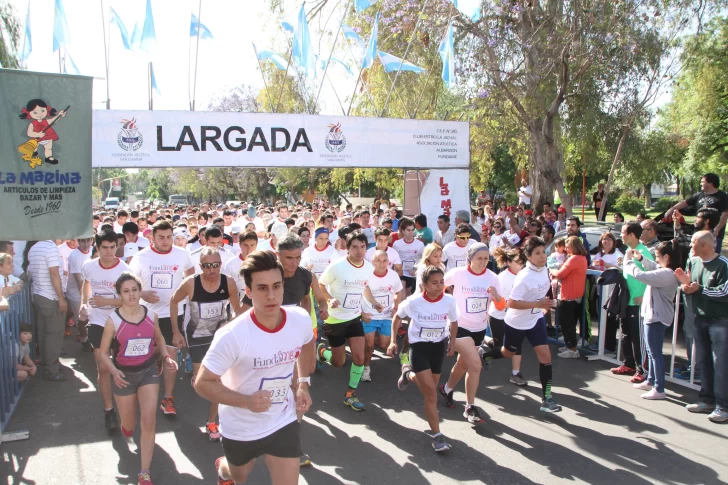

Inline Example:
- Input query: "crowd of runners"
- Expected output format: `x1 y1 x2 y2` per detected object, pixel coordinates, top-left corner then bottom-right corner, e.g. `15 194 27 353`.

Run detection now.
3 172 728 485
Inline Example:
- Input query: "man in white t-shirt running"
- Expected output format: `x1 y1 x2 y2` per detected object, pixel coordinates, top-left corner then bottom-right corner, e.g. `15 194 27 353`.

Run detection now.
194 250 314 485
316 231 373 411
222 230 258 304
130 220 195 417
365 227 402 276
79 230 131 431
442 224 476 272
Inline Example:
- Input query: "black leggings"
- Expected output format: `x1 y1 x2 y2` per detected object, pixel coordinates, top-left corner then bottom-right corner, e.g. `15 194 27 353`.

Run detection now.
488 316 521 357
558 299 582 348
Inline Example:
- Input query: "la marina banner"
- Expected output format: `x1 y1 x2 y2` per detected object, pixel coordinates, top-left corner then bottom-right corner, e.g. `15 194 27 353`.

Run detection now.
93 110 470 169
0 69 93 240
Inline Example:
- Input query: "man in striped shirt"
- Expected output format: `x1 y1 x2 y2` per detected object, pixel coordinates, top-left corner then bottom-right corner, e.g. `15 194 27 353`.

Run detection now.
27 240 68 382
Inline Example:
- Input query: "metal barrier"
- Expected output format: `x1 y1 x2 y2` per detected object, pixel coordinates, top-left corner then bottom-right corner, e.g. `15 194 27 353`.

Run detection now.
0 283 34 436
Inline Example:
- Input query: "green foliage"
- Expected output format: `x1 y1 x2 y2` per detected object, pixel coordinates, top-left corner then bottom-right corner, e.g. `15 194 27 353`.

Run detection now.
0 2 21 69
614 194 644 215
654 197 681 213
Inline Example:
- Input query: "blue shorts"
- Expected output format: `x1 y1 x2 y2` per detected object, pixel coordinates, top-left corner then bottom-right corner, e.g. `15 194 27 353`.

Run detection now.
363 319 392 337
503 317 548 353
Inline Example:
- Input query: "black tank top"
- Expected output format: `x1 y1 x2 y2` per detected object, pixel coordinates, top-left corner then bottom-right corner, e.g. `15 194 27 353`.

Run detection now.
187 275 230 341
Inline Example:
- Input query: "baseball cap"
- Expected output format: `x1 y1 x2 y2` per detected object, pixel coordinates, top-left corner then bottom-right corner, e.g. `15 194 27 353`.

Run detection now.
557 206 567 213
271 224 288 239
524 209 533 216
123 243 139 258
230 224 242 234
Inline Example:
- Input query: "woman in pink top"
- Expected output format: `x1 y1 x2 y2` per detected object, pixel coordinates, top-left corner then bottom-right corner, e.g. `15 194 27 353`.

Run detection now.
99 272 177 485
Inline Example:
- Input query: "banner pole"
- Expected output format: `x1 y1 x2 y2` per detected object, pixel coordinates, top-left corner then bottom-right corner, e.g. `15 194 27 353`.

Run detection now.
273 44 295 113
191 0 203 111
100 0 110 108
252 42 276 112
313 0 352 110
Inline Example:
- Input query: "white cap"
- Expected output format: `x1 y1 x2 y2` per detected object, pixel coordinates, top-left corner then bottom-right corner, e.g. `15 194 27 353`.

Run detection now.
230 224 242 234
271 223 288 239
124 243 139 258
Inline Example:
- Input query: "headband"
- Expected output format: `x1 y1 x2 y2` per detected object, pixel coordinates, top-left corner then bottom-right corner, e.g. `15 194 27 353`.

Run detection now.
467 242 490 262
315 227 330 238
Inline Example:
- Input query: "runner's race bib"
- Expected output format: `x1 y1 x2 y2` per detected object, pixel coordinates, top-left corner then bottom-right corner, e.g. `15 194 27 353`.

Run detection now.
466 297 489 314
124 338 152 357
374 295 390 310
93 291 117 309
260 375 292 404
151 272 173 290
403 260 415 272
199 301 224 319
342 293 362 310
456 259 466 267
419 326 445 341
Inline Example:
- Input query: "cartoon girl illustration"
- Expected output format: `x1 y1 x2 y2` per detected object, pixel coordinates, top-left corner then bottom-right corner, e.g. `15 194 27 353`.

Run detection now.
18 99 67 168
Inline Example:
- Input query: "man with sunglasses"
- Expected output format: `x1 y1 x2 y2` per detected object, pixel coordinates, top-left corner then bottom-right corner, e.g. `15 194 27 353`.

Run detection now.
170 247 242 442
443 224 476 272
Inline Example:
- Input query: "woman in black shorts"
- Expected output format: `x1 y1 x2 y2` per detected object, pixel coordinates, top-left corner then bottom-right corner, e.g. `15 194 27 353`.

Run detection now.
388 266 460 452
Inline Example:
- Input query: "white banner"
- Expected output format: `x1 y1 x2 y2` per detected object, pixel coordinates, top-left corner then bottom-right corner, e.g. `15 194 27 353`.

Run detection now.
419 169 470 235
92 110 469 169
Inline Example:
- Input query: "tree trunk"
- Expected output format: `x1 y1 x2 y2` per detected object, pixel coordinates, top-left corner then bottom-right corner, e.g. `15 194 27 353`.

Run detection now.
599 127 630 221
528 125 570 215
643 183 652 209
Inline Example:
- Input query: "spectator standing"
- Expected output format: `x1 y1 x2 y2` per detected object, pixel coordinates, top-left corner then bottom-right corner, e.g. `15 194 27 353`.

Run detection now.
454 210 481 242
676 231 728 423
435 214 455 247
593 184 608 221
550 236 589 358
565 217 591 265
666 173 728 252
542 203 557 226
553 207 567 233
518 179 533 209
414 214 434 245
640 219 660 256
27 240 68 381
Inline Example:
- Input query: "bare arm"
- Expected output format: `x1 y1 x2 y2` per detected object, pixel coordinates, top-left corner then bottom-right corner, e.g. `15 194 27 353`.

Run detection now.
227 277 243 317
169 278 193 347
309 273 329 319
666 200 688 218
195 365 264 410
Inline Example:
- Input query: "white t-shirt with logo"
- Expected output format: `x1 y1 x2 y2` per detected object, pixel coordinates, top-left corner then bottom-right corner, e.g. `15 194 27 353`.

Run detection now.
362 269 403 320
489 269 518 320
189 246 236 275
504 265 550 330
67 248 91 302
444 266 501 332
392 239 425 278
301 244 337 277
202 307 314 441
81 258 131 327
223 254 247 300
442 239 475 272
129 246 194 318
397 292 459 344
365 246 402 271
319 257 374 321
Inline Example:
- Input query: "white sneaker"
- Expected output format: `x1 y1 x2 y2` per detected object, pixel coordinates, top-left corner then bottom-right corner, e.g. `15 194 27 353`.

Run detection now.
641 388 666 400
360 367 372 382
558 346 570 353
633 381 652 391
557 349 580 359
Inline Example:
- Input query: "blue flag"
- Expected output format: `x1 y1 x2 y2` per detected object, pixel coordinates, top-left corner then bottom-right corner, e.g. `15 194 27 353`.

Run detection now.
281 21 294 33
53 0 70 52
342 24 365 51
450 0 481 22
292 4 316 77
110 8 131 50
361 13 379 70
355 0 379 12
378 51 425 73
151 62 160 95
190 13 213 39
256 45 288 70
438 22 455 89
62 50 80 75
21 3 32 61
131 22 142 49
139 0 156 53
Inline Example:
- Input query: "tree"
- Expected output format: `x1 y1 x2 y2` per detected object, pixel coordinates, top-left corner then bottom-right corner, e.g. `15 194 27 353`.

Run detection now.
0 1 21 69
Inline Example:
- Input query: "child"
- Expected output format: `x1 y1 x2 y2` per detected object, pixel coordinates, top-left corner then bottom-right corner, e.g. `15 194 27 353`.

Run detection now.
547 237 568 299
15 323 37 382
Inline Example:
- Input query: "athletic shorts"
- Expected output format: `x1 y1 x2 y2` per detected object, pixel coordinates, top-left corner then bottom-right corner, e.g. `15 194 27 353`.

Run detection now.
323 317 365 348
503 317 548 354
187 335 214 364
456 327 486 346
400 276 416 290
489 316 521 356
363 319 392 337
409 340 447 375
111 364 159 396
159 314 184 347
88 324 105 349
221 420 301 467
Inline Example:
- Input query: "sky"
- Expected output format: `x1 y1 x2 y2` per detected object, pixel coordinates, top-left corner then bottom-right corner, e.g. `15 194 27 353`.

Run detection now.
10 0 356 114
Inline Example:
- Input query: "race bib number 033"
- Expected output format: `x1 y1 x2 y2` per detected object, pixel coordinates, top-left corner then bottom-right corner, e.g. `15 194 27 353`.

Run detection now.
259 375 293 404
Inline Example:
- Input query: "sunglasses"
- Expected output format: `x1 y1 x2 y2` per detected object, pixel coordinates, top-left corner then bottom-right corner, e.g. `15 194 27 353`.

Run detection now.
200 262 221 269
456 235 470 240
493 224 502 228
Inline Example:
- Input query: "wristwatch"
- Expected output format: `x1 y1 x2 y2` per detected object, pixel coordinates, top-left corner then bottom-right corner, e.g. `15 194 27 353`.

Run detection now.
297 377 311 386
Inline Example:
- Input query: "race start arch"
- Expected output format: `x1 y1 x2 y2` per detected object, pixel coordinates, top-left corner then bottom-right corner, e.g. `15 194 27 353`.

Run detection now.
93 110 471 227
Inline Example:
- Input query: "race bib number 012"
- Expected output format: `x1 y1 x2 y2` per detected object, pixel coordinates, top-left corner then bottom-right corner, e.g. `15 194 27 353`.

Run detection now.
259 375 293 404
151 273 173 290
419 327 445 341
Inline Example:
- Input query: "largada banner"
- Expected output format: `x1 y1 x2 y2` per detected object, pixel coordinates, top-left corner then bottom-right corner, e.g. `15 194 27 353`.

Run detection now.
93 110 470 169
0 70 93 239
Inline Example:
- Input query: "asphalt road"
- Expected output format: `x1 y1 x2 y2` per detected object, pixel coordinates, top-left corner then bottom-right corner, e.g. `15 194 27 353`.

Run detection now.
2 333 727 485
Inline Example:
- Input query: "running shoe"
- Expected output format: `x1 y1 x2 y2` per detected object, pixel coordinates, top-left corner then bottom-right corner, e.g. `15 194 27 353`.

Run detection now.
397 325 407 337
708 408 728 423
137 471 153 485
438 385 455 408
300 453 312 467
464 405 483 424
64 327 71 337
316 343 328 364
509 373 527 387
398 365 412 391
633 381 652 391
216 456 235 485
630 372 646 384
361 367 372 382
343 393 366 411
641 389 666 400
206 422 221 441
432 434 452 452
399 352 410 366
104 409 119 431
160 396 177 416
610 365 636 375
686 402 716 414
540 397 562 413
558 349 580 359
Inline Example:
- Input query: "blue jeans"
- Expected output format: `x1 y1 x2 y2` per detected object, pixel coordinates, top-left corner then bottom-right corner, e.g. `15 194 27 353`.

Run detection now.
644 323 667 392
694 316 728 409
